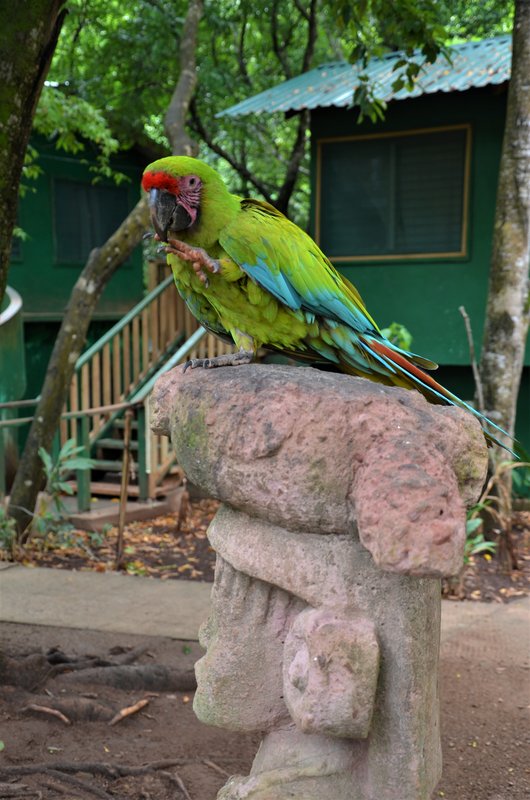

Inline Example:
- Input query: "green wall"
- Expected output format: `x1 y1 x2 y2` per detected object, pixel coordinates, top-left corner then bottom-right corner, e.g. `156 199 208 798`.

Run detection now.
310 86 529 448
22 319 113 401
10 136 146 321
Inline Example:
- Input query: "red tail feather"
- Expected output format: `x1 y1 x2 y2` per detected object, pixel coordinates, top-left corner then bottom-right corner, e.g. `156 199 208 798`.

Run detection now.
368 339 453 402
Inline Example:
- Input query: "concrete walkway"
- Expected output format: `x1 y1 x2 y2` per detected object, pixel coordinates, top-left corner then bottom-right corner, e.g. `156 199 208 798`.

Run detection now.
1 563 529 651
0 563 211 640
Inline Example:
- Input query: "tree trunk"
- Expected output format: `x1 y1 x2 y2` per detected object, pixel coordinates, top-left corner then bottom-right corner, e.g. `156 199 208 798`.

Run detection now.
8 0 204 537
0 0 66 305
8 199 149 537
479 0 530 450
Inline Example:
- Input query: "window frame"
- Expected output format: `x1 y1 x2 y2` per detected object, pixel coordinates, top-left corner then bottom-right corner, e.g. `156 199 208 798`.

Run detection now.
315 123 472 263
51 176 132 268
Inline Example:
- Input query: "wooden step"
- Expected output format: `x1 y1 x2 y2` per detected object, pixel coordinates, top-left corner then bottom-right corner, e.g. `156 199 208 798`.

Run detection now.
112 418 139 430
68 479 178 499
96 438 139 451
89 459 125 472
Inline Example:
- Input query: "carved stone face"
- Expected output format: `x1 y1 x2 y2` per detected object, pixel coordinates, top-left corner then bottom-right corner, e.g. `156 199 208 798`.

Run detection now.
193 556 305 732
283 608 380 739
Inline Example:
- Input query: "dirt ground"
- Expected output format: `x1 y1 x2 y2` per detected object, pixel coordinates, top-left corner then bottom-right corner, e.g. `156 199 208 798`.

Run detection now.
0 612 529 800
1 501 529 799
0 623 259 799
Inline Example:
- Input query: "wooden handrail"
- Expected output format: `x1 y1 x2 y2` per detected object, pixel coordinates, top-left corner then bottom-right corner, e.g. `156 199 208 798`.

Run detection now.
0 396 41 410
75 274 174 369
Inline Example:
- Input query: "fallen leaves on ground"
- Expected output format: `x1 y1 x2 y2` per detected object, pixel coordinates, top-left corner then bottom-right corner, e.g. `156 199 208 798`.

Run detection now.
7 503 530 602
443 511 530 602
17 498 220 582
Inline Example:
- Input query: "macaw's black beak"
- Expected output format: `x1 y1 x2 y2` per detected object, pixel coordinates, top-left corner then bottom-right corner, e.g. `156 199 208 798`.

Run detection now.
148 188 192 241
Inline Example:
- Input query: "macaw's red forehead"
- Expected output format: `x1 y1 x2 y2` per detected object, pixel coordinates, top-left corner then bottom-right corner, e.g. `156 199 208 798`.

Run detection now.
141 171 180 194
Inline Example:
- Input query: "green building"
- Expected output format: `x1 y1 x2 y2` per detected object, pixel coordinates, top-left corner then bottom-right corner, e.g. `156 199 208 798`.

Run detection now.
221 35 529 449
8 135 146 399
1 136 220 504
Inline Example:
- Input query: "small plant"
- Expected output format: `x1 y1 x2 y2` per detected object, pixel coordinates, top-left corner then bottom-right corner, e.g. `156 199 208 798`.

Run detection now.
33 439 95 539
380 322 413 350
464 515 496 564
511 445 530 499
0 506 17 559
466 459 530 570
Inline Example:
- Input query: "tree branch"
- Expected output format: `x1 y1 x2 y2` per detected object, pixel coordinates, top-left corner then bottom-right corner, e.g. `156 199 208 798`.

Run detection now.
273 0 317 213
237 11 252 87
293 0 311 21
301 0 317 73
164 0 203 154
271 0 293 79
189 100 275 202
8 198 150 537
274 110 310 214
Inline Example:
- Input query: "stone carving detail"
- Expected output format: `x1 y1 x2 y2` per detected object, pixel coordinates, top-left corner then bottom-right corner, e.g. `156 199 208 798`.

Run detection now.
152 365 488 799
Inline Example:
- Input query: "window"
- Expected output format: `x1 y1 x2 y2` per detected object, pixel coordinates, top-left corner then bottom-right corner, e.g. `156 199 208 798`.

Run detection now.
53 179 129 264
316 125 470 261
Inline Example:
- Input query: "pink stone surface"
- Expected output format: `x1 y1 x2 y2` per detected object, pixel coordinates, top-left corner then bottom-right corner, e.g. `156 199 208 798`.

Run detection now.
197 506 444 799
283 608 379 739
152 364 487 577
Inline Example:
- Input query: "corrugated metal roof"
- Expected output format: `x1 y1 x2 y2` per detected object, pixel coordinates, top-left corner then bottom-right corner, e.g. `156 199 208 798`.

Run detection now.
219 35 511 117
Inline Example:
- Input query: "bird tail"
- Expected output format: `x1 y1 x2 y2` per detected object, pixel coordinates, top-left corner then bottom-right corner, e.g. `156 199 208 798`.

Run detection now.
361 336 516 456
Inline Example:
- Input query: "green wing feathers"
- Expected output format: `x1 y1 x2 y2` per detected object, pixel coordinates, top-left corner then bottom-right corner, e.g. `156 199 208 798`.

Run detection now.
143 155 513 452
218 198 511 450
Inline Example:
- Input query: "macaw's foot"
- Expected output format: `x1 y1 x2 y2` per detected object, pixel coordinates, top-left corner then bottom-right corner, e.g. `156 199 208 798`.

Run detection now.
182 350 254 373
164 238 220 288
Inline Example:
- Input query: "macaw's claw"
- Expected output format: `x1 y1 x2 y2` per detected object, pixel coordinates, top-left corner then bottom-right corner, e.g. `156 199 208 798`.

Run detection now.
182 350 254 373
165 238 220 287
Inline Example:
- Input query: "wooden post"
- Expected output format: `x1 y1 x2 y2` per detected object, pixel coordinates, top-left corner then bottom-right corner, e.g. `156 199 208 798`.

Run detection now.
115 408 133 569
76 415 91 512
136 402 149 502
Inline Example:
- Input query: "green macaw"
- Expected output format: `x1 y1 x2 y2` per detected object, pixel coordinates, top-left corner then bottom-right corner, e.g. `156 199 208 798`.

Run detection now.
142 155 509 448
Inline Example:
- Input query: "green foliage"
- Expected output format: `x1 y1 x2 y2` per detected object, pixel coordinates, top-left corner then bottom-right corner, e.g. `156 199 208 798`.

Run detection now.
19 144 43 197
327 0 450 120
511 445 530 498
464 513 497 564
0 506 17 559
43 525 107 555
34 438 95 537
463 457 530 567
380 321 413 350
34 87 126 183
444 0 514 40
33 0 515 223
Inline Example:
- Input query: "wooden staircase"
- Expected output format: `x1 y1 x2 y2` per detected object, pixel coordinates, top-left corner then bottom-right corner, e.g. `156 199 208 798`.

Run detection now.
60 263 234 510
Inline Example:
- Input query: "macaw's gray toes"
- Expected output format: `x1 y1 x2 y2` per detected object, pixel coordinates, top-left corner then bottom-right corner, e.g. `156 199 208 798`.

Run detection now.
182 351 254 373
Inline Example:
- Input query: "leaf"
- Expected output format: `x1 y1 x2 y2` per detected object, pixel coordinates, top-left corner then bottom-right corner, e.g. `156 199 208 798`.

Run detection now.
466 518 483 535
60 457 96 471
38 448 53 474
59 438 79 457
470 541 497 555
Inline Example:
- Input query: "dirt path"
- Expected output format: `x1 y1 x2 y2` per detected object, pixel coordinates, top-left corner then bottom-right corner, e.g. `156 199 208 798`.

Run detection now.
1 604 528 800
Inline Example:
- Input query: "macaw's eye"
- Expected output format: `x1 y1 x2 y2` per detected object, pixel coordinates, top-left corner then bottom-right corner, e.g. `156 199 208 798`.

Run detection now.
189 177 196 186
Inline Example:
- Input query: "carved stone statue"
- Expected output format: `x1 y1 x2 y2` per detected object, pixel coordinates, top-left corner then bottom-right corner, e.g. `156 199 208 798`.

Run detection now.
151 365 487 800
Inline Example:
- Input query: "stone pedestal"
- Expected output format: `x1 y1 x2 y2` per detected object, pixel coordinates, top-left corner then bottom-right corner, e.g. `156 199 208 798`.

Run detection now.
151 365 488 800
